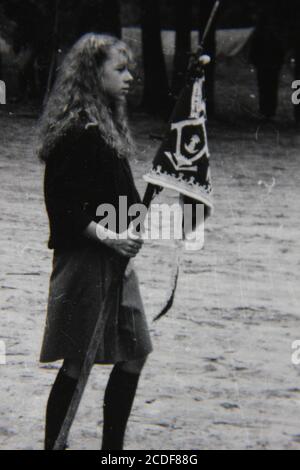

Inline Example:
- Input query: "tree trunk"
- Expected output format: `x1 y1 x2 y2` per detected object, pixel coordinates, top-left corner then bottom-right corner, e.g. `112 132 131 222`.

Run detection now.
172 0 192 99
44 0 60 104
78 0 121 38
141 0 170 116
198 0 218 117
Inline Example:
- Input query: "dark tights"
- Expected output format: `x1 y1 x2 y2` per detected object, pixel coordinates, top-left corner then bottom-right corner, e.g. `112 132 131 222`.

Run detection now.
44 358 146 450
101 364 141 450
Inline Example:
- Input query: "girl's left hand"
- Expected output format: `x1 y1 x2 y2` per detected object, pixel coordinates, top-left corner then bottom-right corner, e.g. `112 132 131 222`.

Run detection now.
105 234 144 258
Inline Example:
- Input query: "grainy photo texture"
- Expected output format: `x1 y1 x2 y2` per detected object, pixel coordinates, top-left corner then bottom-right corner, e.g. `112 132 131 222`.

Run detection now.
0 0 299 452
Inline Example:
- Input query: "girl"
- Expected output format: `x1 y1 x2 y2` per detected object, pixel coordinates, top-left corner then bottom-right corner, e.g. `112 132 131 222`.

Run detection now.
38 33 153 450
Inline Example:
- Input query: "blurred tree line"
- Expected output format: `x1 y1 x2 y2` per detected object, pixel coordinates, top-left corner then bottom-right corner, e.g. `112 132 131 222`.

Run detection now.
0 0 260 113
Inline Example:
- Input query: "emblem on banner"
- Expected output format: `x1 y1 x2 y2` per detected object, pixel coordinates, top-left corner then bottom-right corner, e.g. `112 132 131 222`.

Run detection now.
164 116 209 171
143 74 213 207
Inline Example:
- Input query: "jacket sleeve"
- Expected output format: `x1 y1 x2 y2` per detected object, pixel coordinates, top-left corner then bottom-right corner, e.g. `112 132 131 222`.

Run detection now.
44 125 102 242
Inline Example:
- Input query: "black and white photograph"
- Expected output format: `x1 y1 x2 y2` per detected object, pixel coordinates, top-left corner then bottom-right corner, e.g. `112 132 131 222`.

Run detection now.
0 0 299 451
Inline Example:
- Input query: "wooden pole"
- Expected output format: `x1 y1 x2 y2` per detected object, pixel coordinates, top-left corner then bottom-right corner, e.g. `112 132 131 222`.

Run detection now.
53 275 122 450
197 0 220 116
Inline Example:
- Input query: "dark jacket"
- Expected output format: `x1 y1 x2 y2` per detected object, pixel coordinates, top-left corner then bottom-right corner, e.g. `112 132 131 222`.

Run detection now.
44 117 141 249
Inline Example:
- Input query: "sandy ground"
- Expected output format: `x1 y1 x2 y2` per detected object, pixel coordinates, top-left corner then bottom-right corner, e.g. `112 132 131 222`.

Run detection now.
0 57 300 450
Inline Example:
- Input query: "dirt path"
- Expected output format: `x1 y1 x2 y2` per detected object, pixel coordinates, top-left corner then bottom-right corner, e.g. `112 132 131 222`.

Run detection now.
0 92 300 448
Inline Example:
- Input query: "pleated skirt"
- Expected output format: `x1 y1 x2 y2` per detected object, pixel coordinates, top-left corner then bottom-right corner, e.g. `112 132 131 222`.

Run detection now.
39 243 153 364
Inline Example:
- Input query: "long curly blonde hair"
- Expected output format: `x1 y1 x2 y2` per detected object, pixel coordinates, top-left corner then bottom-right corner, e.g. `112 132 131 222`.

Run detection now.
38 33 135 162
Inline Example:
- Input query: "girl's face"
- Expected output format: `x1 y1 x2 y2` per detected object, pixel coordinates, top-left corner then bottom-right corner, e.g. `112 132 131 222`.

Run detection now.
100 48 133 101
